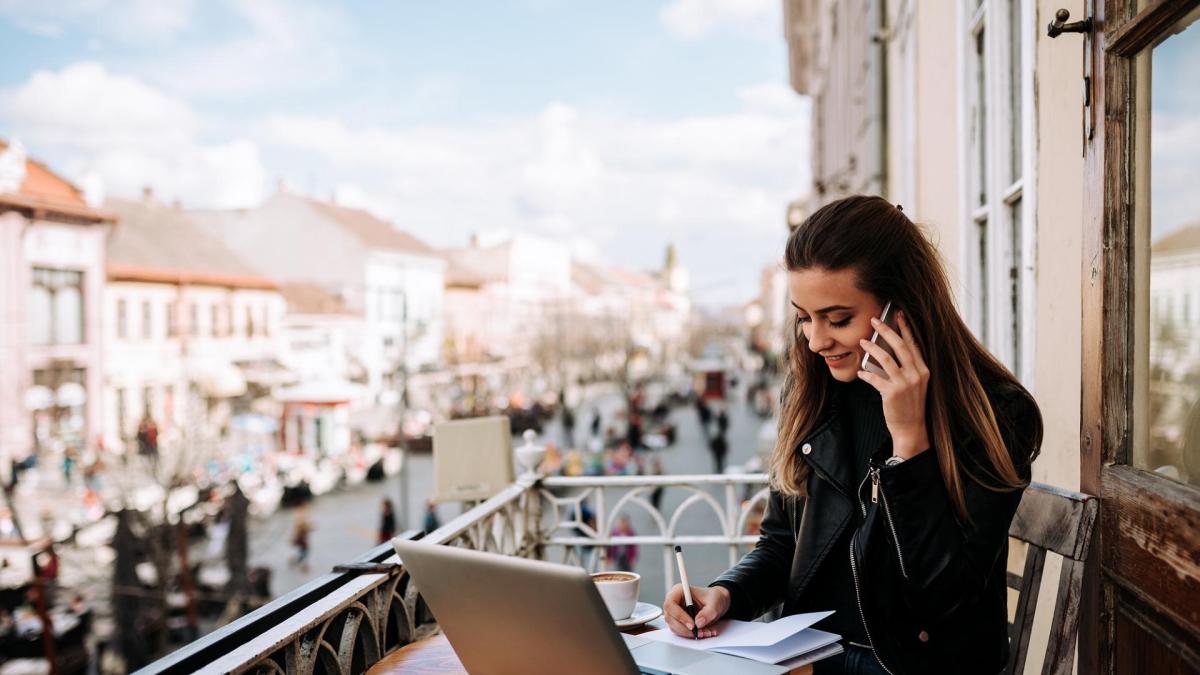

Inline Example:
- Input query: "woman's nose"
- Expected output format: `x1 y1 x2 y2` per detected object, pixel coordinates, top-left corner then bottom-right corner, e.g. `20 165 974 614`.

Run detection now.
807 323 832 352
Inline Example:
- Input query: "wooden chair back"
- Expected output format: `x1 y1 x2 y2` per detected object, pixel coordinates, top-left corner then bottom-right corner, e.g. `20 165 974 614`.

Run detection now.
1005 482 1099 675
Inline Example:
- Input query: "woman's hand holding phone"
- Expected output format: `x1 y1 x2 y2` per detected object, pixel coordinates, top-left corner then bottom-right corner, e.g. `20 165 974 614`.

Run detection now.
857 310 931 460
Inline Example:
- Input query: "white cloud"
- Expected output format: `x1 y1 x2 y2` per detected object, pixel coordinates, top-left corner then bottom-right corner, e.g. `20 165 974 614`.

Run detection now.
263 81 811 288
3 62 198 152
0 62 266 208
139 0 347 99
0 0 197 44
660 0 779 40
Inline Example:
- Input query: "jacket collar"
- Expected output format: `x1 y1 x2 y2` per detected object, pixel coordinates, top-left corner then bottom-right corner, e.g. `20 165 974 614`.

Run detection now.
800 410 857 497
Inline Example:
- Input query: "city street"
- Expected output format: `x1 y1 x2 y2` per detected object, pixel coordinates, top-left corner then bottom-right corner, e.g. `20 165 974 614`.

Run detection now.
249 376 773 605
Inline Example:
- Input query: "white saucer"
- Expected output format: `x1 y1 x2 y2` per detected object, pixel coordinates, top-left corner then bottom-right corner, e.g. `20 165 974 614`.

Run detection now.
615 602 663 629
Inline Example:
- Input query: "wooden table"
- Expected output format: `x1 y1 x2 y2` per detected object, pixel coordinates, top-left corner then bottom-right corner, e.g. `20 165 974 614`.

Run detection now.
368 632 815 675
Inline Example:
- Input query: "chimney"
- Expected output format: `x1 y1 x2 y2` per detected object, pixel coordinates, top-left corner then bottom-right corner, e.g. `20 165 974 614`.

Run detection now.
142 185 155 203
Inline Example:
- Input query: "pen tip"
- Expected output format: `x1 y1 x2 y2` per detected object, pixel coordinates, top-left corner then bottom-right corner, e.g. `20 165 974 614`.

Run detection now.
674 545 682 553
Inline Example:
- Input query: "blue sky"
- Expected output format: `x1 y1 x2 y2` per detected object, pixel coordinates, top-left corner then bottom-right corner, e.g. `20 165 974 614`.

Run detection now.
0 0 811 307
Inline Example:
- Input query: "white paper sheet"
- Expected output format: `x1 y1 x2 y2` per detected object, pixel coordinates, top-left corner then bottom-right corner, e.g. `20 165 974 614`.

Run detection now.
712 627 842 664
638 611 834 651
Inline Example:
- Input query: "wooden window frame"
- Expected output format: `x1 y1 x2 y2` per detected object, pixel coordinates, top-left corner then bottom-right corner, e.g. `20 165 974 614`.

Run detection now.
1080 0 1200 671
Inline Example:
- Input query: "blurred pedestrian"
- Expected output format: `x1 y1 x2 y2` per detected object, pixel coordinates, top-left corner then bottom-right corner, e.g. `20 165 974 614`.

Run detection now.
290 509 312 572
561 406 576 448
378 498 396 543
61 446 77 484
716 408 730 436
423 500 441 533
695 398 712 438
136 412 159 457
590 409 602 438
627 410 643 449
610 515 638 572
709 431 729 475
649 456 666 511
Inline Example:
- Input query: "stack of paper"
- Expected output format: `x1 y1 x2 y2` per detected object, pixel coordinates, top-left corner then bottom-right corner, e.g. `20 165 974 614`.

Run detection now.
640 611 844 665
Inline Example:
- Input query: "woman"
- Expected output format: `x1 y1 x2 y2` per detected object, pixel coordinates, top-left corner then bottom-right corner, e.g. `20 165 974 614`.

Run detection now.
663 196 1042 675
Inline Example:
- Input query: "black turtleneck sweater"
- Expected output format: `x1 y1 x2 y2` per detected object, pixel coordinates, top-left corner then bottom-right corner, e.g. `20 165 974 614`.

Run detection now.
801 378 890 645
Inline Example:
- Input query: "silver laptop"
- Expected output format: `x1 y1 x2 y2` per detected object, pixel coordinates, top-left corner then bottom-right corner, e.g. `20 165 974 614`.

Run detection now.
393 540 788 675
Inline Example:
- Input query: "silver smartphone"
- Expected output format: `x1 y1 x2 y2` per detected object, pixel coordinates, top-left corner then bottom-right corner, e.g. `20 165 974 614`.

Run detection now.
861 301 900 378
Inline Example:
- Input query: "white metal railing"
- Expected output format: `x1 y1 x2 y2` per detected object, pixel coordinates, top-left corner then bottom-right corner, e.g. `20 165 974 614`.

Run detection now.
141 472 769 674
538 473 770 592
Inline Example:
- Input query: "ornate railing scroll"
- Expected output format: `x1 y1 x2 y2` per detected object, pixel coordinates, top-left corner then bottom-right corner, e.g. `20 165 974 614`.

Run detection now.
537 474 770 596
137 475 540 675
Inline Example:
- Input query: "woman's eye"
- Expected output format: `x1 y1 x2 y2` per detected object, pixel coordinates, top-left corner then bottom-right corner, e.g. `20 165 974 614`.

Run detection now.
796 316 811 325
830 316 852 328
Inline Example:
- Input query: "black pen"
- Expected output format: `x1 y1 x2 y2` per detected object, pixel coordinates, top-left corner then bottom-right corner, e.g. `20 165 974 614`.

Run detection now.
673 545 698 639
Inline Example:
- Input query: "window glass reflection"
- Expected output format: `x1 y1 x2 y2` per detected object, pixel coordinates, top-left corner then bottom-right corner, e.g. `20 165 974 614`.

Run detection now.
1144 12 1200 485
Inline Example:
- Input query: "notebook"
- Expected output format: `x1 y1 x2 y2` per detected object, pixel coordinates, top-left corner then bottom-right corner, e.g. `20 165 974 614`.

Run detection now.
639 611 844 665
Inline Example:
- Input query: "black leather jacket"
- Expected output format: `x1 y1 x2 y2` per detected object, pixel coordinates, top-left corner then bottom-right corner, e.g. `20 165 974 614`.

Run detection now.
712 380 1040 675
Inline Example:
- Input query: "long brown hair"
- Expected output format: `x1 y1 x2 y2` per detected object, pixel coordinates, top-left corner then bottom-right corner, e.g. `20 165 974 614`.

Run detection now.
771 195 1041 521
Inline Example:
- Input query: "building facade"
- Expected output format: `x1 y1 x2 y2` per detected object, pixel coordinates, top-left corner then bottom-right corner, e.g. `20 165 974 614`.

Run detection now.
189 190 446 401
782 0 1200 669
0 140 114 477
104 195 286 451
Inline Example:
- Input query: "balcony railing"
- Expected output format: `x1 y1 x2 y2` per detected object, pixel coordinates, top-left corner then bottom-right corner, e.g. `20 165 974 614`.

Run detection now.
137 472 769 675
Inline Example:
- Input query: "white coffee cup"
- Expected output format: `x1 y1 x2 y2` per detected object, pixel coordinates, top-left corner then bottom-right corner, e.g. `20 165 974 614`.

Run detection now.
591 571 640 620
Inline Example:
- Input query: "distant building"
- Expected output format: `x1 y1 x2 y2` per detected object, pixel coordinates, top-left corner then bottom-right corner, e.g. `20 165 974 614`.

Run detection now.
104 194 287 451
749 263 788 361
189 190 446 399
442 233 572 366
567 244 692 381
0 139 115 472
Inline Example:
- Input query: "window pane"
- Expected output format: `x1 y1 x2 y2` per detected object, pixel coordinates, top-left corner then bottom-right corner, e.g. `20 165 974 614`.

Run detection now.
55 283 83 344
1008 0 1023 183
977 216 989 342
1141 11 1200 486
974 28 988 206
29 285 52 345
1010 199 1022 375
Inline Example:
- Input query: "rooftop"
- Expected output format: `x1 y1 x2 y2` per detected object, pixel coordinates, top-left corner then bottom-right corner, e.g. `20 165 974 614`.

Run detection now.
1152 222 1200 256
106 196 275 289
295 193 438 256
0 139 114 224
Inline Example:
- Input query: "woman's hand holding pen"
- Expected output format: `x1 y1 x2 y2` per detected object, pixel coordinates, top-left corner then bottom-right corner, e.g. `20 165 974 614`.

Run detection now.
857 311 931 459
664 584 729 638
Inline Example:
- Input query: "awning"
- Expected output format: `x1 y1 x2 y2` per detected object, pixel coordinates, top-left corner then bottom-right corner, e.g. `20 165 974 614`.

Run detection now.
273 379 367 405
190 361 247 398
235 358 298 387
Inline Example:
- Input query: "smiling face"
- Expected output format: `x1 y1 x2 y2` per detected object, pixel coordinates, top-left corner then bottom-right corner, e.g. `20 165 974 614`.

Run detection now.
788 267 886 383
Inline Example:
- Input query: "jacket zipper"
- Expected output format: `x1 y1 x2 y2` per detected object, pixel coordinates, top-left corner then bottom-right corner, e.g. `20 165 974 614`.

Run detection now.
871 467 909 580
849 531 896 675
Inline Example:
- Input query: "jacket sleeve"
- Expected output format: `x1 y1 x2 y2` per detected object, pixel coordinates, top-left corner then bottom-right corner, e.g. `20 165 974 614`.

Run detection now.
709 489 797 621
874 390 1039 621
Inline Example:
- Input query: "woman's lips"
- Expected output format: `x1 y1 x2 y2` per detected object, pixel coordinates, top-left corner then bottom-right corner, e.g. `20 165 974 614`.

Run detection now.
824 352 852 366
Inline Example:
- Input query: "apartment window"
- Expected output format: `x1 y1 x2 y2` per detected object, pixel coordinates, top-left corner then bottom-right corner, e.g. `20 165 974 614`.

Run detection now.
116 298 128 341
211 304 221 337
959 0 1034 383
261 306 271 336
167 302 178 337
246 306 256 337
189 302 200 337
30 268 85 345
142 301 153 340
